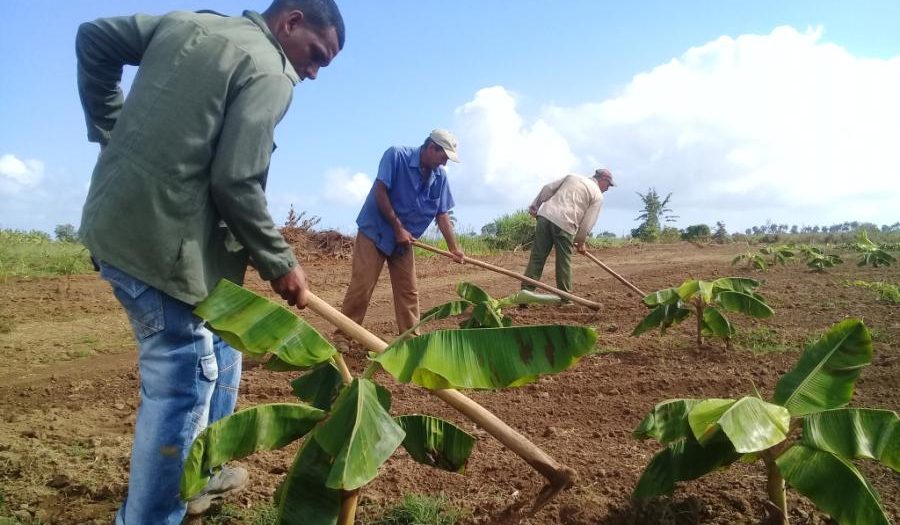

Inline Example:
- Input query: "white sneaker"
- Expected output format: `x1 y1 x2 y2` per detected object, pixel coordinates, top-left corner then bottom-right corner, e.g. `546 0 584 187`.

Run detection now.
186 465 249 516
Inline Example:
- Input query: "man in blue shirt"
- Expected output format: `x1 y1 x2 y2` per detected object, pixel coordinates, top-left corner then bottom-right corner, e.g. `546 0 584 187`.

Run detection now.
341 129 465 335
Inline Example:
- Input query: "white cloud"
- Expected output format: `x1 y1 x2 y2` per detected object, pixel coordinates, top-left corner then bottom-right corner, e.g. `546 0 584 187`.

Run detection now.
451 86 579 207
452 26 900 232
0 153 44 194
321 167 373 206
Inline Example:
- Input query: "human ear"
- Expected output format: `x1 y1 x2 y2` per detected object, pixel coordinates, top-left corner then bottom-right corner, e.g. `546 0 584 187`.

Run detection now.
285 10 306 33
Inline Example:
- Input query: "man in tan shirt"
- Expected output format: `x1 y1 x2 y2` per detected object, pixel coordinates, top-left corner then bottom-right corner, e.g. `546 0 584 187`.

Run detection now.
522 168 615 295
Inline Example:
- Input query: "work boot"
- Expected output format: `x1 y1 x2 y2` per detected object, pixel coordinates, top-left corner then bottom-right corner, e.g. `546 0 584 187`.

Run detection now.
186 465 249 516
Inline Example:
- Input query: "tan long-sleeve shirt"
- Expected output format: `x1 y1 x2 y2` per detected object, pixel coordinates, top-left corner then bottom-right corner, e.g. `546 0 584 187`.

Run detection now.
530 174 604 244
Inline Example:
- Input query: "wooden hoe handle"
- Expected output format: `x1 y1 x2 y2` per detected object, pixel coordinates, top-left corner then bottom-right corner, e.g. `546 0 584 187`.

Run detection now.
411 240 601 311
581 251 647 297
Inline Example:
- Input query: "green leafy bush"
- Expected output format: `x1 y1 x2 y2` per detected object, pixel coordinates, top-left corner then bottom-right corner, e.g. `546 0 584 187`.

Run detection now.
681 224 711 242
479 210 535 251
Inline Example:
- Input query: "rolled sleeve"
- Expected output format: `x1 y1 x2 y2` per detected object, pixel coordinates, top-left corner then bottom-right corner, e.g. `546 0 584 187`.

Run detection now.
209 73 297 281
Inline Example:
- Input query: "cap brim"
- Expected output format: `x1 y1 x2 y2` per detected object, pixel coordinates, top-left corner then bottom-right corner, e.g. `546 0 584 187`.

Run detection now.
445 149 459 163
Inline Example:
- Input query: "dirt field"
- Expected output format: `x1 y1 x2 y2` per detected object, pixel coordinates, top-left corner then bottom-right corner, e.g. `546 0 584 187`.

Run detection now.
1 242 897 524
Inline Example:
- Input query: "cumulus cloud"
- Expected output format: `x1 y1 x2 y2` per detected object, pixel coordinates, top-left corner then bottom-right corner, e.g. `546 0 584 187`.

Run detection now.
321 167 373 206
452 26 900 230
0 153 44 194
451 86 579 206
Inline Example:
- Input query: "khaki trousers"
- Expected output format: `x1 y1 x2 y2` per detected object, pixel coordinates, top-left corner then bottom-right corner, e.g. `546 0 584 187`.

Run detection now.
340 232 419 334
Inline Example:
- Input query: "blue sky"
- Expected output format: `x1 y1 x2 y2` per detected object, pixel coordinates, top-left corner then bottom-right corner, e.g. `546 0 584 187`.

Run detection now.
2 1 899 238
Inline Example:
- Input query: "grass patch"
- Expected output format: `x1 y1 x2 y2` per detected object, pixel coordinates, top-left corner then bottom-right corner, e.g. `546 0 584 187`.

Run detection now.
203 503 277 525
845 280 900 305
414 234 496 258
735 327 792 354
370 493 466 525
0 230 94 280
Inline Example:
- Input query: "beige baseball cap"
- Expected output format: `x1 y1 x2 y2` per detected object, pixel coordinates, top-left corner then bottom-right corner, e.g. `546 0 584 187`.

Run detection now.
429 129 460 162
594 168 615 186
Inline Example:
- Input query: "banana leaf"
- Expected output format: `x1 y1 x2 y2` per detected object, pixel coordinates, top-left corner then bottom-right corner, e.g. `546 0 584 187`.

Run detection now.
698 280 715 304
277 438 341 525
676 280 701 300
642 287 681 306
701 307 733 338
632 434 739 500
801 408 899 471
375 325 598 390
633 399 702 444
266 355 305 372
314 378 405 490
631 303 691 336
291 363 345 411
713 277 760 294
465 302 507 328
776 444 891 525
457 281 492 303
395 414 476 473
181 403 325 499
194 279 336 368
420 300 471 323
716 290 774 318
688 397 790 453
774 319 872 416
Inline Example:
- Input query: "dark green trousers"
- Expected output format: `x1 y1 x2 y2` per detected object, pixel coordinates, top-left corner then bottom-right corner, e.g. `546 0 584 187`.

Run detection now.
523 216 573 292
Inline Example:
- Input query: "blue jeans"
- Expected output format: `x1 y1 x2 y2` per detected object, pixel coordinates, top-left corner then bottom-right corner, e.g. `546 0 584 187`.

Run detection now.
99 262 242 525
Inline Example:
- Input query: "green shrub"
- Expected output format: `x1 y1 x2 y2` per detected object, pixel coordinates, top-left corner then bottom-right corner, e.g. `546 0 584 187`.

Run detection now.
681 224 711 242
659 227 682 243
479 210 535 250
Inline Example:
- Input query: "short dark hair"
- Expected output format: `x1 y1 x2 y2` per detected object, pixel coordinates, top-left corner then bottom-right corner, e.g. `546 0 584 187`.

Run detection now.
268 0 345 49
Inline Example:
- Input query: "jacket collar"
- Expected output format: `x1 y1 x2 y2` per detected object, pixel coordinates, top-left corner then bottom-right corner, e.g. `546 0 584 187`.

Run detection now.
242 11 300 85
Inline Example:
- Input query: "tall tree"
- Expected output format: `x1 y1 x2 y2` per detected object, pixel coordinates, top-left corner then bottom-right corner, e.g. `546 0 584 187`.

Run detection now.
631 188 677 241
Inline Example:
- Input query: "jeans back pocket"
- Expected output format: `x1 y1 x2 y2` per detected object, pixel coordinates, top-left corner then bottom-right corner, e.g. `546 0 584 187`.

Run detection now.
99 262 165 340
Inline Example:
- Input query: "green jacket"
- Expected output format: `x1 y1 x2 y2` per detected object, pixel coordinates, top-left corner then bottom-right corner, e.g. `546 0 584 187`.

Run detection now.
77 10 299 305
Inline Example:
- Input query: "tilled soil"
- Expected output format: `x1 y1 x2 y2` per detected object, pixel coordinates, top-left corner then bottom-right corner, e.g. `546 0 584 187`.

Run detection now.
0 242 897 524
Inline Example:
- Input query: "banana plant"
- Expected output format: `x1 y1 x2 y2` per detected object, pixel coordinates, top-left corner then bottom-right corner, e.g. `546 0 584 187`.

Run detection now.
851 231 896 267
731 250 768 271
632 319 899 525
419 281 562 329
632 277 774 350
797 245 844 272
181 280 597 525
760 245 795 266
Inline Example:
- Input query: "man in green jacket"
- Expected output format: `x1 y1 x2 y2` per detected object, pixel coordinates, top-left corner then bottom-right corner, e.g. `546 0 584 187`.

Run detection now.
76 1 344 522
